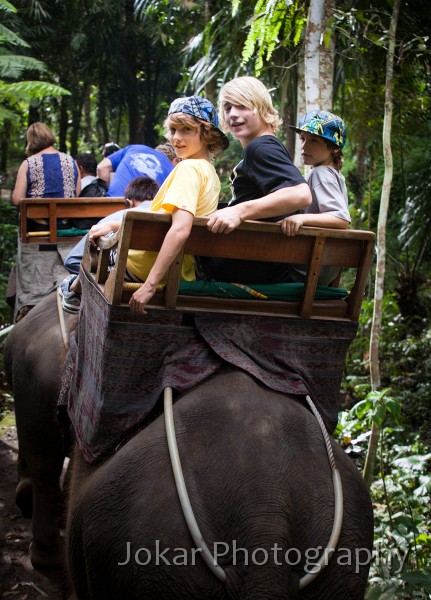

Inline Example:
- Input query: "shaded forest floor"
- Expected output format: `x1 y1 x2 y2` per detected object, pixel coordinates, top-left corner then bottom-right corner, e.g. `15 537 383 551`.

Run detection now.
0 356 64 600
0 417 65 599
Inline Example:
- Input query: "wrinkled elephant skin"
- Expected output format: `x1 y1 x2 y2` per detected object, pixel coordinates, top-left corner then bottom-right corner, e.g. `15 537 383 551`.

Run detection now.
67 370 373 599
4 292 78 572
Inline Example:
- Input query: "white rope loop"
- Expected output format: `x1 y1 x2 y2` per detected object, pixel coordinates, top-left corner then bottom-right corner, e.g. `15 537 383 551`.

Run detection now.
164 388 344 590
164 387 226 582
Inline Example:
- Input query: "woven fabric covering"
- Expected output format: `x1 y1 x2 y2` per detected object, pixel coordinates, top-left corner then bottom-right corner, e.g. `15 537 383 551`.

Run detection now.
62 267 357 463
14 238 75 319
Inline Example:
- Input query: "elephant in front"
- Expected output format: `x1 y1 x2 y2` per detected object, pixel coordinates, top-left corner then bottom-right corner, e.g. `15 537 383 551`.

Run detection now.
4 291 78 571
67 369 373 599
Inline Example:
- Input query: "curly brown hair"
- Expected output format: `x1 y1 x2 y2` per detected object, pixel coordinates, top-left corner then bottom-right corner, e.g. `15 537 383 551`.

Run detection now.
324 139 344 171
164 113 226 154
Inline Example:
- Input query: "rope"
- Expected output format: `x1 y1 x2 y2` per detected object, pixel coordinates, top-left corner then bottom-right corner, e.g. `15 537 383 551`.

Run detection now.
56 289 70 350
164 387 226 582
299 395 344 589
164 388 343 589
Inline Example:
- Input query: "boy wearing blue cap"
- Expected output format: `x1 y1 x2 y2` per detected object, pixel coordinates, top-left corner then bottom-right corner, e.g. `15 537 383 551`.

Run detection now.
281 109 351 285
281 110 350 235
87 95 228 315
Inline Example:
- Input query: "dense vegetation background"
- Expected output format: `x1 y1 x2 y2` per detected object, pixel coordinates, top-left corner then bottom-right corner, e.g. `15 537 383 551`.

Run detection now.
0 0 430 597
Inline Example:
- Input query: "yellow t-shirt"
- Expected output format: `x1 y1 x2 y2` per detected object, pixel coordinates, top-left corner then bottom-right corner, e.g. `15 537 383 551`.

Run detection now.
127 158 220 282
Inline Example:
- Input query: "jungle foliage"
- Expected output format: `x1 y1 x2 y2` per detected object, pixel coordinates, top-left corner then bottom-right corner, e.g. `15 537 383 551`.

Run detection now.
0 0 430 596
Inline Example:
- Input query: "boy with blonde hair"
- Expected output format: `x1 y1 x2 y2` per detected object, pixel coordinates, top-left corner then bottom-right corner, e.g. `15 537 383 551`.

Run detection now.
203 76 311 284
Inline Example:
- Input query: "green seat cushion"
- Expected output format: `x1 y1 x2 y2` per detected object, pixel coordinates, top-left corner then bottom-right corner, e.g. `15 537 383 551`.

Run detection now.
57 227 89 237
178 280 347 301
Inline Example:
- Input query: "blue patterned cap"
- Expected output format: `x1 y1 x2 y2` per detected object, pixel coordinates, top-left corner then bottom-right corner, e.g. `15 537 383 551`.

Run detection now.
289 110 346 149
168 96 229 150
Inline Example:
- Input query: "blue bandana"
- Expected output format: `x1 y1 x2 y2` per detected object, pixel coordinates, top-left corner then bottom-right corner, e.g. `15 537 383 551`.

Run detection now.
168 96 229 150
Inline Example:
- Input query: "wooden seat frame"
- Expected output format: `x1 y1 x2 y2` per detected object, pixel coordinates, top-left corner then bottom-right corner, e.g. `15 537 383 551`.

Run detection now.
19 197 125 244
85 211 375 322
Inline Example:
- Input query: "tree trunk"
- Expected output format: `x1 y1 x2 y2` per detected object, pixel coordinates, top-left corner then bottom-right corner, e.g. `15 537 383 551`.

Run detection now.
97 84 110 145
124 0 141 144
304 0 334 111
363 0 401 489
0 119 11 173
320 0 335 108
70 86 86 158
294 46 306 167
58 95 69 153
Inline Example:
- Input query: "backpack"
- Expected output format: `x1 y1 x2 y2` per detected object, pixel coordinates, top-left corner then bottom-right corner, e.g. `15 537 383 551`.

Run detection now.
79 178 108 198
71 179 110 230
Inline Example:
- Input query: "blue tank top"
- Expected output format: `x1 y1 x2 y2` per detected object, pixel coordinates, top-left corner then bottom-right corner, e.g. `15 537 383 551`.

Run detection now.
26 152 78 198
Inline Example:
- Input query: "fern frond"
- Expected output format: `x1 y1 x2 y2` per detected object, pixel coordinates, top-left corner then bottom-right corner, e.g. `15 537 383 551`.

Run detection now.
0 23 29 48
0 103 20 124
0 80 70 99
240 0 306 75
0 54 46 78
0 0 17 14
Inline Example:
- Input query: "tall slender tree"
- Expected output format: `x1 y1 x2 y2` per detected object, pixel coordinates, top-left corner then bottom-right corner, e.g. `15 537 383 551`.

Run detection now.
363 0 402 489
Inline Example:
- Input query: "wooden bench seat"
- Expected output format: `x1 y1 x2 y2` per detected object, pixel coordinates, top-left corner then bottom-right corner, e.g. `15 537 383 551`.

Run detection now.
20 197 124 244
86 211 375 322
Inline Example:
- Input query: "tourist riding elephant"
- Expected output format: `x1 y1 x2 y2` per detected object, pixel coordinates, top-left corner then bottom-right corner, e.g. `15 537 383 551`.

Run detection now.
67 369 373 599
4 291 78 571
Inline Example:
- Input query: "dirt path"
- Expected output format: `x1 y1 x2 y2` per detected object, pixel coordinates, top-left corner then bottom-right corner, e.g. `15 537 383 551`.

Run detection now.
0 415 65 600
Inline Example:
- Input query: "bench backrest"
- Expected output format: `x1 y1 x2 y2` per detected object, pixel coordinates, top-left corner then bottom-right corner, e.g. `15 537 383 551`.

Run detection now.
88 211 375 322
20 197 125 244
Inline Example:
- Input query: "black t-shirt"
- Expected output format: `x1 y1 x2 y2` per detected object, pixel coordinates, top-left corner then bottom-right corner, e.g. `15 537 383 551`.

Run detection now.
230 135 305 217
200 135 307 284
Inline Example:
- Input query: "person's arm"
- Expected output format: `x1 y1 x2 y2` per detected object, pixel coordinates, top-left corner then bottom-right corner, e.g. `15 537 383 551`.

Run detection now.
97 157 113 184
88 220 123 245
129 208 193 315
206 183 312 234
75 160 81 196
280 212 349 236
12 161 28 206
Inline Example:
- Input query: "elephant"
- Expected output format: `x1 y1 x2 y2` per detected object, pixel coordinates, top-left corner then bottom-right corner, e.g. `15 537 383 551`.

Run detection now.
66 368 373 599
4 290 78 572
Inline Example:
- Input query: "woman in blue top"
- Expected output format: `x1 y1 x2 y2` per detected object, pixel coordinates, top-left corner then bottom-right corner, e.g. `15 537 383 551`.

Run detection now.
12 122 80 231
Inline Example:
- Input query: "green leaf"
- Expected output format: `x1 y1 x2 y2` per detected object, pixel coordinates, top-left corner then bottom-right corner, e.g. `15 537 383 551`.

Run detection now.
0 0 17 13
0 54 46 78
353 398 373 419
0 80 70 104
401 568 431 586
0 23 29 47
393 453 431 471
371 403 387 427
383 397 403 424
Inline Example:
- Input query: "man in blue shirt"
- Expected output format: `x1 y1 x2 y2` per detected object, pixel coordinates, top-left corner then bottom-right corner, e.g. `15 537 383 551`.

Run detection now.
97 144 174 197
